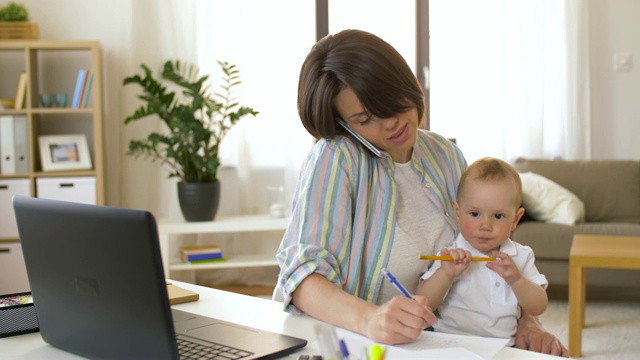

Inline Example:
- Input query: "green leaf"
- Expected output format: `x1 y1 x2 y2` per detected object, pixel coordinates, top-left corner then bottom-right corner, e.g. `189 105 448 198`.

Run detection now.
122 59 258 182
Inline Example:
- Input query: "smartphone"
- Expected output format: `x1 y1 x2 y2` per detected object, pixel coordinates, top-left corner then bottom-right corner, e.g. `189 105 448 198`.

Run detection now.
336 119 388 159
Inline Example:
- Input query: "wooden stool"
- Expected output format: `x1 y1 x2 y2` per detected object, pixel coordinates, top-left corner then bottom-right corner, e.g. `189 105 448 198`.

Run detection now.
569 235 640 357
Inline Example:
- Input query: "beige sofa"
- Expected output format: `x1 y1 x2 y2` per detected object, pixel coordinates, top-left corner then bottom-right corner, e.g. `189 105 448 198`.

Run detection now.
511 158 640 300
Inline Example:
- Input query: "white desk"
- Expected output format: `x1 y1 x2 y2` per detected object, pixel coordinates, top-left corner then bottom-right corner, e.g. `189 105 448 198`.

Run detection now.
0 281 560 360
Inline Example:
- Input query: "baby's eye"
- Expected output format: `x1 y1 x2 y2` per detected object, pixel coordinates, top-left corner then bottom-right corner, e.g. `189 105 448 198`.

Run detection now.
470 211 480 217
494 213 505 220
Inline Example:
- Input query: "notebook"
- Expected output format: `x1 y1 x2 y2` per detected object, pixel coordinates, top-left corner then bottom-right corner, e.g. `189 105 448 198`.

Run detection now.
12 195 307 360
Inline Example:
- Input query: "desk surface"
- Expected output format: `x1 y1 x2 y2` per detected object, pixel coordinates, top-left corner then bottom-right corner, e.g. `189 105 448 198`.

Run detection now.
1 281 559 360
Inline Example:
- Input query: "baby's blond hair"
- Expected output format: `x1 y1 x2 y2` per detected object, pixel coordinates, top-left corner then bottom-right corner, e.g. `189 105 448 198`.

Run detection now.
457 157 523 208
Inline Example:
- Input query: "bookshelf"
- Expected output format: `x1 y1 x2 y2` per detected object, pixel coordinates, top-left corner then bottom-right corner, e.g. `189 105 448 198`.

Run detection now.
157 215 288 281
0 41 105 245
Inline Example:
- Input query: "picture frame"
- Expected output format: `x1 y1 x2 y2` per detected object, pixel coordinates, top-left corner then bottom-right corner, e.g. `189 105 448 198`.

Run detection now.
38 134 92 171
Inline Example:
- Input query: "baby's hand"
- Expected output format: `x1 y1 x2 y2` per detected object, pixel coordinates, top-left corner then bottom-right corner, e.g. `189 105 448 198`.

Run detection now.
440 248 471 277
486 251 521 284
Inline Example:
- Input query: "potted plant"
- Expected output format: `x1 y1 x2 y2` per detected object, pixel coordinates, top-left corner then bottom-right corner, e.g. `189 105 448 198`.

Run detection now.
0 2 28 21
123 60 258 221
0 2 38 40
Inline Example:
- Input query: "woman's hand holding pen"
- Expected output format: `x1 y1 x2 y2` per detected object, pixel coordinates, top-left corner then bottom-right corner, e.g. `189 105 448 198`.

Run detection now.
362 295 436 345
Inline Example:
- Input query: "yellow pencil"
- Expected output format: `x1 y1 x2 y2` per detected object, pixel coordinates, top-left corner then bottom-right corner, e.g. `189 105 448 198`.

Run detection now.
419 255 495 262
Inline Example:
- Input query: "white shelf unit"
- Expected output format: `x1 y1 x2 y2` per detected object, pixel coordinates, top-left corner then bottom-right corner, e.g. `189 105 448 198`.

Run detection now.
157 215 288 278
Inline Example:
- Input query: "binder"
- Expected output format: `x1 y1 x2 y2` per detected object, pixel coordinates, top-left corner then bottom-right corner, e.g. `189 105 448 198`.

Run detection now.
0 116 28 175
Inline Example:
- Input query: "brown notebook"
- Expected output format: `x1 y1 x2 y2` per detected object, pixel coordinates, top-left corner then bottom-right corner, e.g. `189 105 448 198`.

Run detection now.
166 283 199 305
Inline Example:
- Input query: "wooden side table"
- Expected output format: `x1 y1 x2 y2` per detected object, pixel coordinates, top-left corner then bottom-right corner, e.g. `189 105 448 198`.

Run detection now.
569 234 640 357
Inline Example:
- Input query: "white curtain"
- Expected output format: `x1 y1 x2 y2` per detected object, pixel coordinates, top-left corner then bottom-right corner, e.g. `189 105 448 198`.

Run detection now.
193 0 315 220
121 0 197 220
429 0 591 164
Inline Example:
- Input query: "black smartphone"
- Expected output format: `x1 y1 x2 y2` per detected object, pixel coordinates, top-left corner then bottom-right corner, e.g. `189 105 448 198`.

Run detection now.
336 119 388 159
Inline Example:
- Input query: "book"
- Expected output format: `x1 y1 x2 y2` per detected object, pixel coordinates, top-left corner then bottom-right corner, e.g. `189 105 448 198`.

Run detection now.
13 72 27 109
80 70 93 108
166 283 199 305
180 245 223 262
188 258 227 265
71 70 87 108
180 245 222 255
182 252 224 262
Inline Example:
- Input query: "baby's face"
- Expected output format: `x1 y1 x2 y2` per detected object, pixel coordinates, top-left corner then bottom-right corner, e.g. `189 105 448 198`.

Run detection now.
454 177 522 255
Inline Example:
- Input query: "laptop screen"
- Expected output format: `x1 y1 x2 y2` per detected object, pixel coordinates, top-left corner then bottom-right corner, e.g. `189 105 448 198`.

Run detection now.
12 195 307 360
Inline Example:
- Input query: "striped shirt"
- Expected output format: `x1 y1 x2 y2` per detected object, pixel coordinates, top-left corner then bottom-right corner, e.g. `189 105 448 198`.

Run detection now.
275 129 467 313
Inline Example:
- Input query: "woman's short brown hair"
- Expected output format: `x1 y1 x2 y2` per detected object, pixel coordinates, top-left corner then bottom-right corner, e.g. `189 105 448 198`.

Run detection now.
297 29 425 140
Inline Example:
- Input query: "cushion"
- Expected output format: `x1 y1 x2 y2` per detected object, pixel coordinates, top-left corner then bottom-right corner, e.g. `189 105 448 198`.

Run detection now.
519 172 586 225
513 158 640 223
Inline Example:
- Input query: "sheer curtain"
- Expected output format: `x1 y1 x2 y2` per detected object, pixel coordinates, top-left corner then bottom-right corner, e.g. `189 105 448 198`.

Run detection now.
121 0 197 219
429 0 591 164
189 0 315 287
194 0 315 219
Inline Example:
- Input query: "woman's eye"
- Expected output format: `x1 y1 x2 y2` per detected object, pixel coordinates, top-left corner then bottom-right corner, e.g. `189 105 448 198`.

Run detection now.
359 116 373 125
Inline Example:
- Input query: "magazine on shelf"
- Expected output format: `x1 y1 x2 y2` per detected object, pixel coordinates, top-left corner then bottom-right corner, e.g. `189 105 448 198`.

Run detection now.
180 245 224 263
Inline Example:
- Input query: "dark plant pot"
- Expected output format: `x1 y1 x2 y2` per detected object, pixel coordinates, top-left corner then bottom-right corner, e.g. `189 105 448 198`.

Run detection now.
177 181 221 222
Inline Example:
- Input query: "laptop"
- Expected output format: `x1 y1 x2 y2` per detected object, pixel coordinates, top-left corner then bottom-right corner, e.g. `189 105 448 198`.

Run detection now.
12 195 307 360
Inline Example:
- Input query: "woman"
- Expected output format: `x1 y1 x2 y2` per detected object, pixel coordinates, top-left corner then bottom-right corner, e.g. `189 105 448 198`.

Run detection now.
275 29 567 356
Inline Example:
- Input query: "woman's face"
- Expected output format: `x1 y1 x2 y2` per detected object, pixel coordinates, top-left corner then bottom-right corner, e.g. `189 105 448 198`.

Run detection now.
334 87 420 163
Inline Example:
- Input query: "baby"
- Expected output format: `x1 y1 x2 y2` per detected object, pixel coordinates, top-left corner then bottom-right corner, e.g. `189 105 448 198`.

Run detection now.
416 157 548 346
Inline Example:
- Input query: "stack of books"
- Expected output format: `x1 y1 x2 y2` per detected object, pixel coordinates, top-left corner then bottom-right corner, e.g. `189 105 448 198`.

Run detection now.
180 245 225 264
71 69 94 108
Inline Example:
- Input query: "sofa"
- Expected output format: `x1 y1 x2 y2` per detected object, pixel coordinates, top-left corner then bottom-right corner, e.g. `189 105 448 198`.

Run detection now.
510 158 640 300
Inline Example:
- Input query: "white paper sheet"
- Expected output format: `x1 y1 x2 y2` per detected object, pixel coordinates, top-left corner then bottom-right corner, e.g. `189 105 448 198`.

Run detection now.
335 328 509 360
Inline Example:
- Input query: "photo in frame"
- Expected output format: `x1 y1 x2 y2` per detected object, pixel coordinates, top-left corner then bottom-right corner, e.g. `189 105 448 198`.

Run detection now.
39 135 92 171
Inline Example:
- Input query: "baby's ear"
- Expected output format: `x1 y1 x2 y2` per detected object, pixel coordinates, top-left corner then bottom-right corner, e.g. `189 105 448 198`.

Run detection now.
453 200 460 210
452 200 461 219
513 207 525 228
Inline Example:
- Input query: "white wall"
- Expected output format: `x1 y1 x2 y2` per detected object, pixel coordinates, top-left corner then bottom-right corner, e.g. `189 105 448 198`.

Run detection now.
14 0 640 209
589 0 640 160
18 0 133 209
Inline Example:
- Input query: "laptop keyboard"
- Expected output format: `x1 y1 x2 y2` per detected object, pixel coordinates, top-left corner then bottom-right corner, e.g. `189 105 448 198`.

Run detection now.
177 334 254 359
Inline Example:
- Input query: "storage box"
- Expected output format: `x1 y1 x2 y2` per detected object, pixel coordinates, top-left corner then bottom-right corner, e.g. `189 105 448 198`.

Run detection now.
0 22 39 40
0 242 31 294
0 178 30 238
36 177 96 205
0 292 39 338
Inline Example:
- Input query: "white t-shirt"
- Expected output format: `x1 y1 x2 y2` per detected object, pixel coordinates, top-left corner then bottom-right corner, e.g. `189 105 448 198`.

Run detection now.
376 162 455 305
420 233 548 345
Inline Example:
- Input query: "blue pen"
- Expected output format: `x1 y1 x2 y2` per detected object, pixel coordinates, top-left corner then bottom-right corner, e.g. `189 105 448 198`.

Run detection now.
338 338 351 360
381 268 415 300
